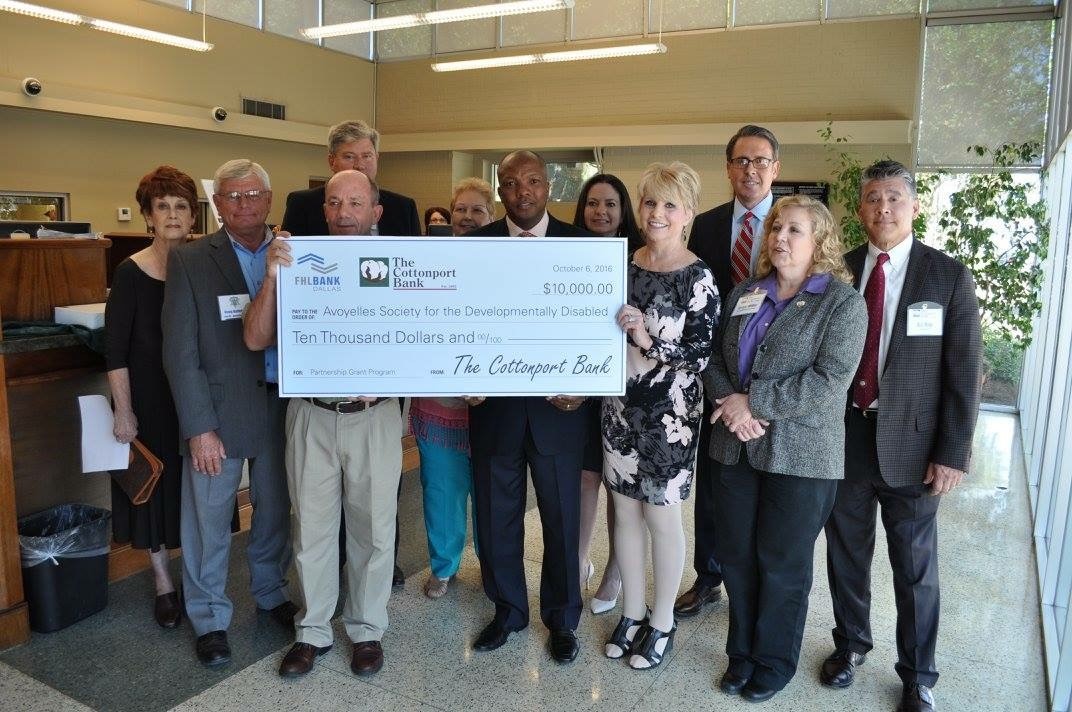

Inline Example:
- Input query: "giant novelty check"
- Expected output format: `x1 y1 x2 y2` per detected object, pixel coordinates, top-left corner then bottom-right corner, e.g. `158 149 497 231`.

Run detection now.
276 236 627 397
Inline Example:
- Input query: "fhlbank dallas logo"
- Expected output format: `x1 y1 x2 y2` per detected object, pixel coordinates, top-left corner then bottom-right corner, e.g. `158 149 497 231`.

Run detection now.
359 257 391 287
294 253 342 291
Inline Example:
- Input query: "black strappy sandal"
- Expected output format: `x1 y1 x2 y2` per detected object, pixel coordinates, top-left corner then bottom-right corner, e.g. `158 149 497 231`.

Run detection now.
604 613 648 659
628 621 677 669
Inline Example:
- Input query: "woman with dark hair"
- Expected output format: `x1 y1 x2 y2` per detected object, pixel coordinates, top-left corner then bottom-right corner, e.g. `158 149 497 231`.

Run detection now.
571 173 643 616
106 165 198 628
423 206 450 234
704 195 866 702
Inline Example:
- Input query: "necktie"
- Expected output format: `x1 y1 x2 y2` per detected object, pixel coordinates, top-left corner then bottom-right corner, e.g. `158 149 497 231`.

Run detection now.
730 211 755 285
519 231 535 237
853 252 890 409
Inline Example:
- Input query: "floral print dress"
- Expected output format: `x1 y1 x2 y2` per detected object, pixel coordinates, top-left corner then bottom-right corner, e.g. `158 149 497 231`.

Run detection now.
602 260 720 506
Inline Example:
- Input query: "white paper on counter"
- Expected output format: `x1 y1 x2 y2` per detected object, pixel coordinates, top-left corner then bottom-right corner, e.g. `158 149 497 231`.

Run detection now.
78 395 129 473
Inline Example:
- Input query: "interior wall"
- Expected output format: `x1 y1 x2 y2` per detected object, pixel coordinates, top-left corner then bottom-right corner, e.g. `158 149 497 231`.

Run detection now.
376 20 920 134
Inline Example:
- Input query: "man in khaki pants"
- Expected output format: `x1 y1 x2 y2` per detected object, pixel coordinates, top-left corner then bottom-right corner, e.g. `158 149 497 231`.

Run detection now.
244 169 402 678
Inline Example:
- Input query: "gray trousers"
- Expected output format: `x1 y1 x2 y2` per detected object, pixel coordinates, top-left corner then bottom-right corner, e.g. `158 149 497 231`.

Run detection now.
181 394 292 636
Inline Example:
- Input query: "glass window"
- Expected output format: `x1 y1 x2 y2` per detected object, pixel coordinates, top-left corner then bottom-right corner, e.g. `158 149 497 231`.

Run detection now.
826 0 920 19
573 0 643 40
502 7 569 47
733 0 820 26
927 0 1051 10
656 0 727 31
434 0 497 54
322 0 372 59
192 0 260 28
376 0 434 60
264 0 319 43
918 20 1053 167
491 161 599 203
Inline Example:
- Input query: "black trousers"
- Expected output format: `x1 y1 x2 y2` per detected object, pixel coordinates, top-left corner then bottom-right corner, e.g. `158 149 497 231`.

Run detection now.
692 413 723 587
715 458 838 690
825 408 942 687
471 428 582 632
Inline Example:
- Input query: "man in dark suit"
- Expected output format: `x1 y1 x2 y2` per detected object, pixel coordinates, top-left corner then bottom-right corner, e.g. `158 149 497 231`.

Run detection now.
677 125 782 618
820 160 982 712
464 150 591 663
162 159 295 667
281 119 420 237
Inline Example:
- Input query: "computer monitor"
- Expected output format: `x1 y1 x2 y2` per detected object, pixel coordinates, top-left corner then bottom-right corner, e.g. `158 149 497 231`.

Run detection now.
0 220 93 237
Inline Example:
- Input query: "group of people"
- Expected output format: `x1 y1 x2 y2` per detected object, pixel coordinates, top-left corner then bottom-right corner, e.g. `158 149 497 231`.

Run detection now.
104 119 981 712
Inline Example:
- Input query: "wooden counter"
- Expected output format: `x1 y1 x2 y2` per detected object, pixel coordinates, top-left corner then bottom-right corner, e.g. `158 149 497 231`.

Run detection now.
0 238 110 321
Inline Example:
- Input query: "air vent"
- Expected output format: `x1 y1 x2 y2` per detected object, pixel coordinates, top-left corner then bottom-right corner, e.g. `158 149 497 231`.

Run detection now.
241 98 285 121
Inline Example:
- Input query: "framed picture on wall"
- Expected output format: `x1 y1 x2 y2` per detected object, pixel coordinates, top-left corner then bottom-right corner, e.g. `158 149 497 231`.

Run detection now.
0 190 69 222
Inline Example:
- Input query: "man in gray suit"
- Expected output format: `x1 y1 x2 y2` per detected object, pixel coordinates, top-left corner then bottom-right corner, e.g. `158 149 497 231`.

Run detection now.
163 159 295 667
820 161 982 712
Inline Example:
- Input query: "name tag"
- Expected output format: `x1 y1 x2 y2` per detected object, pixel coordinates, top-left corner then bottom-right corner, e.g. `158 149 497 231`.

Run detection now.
218 293 250 321
906 301 943 336
732 290 767 317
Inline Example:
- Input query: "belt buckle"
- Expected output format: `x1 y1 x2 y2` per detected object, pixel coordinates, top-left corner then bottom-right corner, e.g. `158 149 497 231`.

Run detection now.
334 400 349 413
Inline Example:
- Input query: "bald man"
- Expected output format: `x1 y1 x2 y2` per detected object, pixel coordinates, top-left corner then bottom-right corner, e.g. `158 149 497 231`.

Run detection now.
245 170 403 680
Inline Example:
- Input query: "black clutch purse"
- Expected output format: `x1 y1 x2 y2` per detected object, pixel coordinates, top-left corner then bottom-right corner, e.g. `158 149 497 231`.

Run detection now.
110 438 163 505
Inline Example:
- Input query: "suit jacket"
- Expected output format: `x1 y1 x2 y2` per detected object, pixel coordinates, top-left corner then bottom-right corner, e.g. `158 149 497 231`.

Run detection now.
703 277 867 479
161 228 274 458
466 215 593 456
845 239 982 487
688 201 736 306
281 184 421 237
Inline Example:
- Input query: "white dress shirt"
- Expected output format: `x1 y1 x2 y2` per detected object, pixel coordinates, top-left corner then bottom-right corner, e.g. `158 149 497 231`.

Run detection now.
859 235 914 407
506 211 549 237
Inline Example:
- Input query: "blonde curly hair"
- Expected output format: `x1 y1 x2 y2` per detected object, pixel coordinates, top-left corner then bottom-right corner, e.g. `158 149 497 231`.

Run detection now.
755 195 852 284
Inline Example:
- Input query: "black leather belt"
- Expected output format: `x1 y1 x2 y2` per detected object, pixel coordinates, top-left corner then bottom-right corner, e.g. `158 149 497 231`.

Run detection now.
305 397 385 414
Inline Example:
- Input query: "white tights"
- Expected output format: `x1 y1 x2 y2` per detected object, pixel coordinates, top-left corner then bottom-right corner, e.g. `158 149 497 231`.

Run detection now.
611 491 685 633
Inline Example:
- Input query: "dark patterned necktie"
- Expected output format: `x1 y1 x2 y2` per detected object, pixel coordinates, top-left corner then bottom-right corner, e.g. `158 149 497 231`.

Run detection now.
730 211 755 285
853 252 890 409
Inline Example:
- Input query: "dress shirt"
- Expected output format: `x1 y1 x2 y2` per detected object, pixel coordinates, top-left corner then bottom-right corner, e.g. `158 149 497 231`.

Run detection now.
737 272 832 389
228 227 277 384
731 192 774 276
858 235 914 407
506 211 549 237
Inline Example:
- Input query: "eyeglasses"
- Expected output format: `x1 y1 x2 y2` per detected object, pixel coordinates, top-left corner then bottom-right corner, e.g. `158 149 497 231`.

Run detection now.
728 157 775 170
218 189 269 203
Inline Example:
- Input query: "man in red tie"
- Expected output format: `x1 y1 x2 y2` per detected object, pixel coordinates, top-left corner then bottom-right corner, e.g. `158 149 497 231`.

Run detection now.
820 160 982 712
678 125 781 618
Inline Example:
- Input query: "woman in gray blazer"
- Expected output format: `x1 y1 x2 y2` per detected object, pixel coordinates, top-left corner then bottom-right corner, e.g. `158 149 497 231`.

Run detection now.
702 195 866 703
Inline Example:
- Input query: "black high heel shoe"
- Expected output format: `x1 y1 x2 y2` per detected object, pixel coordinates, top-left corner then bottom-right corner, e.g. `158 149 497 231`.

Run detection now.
604 613 648 659
628 621 677 669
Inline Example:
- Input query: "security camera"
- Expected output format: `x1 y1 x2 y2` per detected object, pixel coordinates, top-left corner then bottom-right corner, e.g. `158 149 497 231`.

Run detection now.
211 106 227 122
22 78 42 97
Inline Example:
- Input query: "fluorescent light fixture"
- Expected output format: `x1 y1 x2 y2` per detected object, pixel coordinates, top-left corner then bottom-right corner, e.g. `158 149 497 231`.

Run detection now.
431 42 667 72
302 0 574 39
0 0 81 24
0 2 213 52
87 19 213 52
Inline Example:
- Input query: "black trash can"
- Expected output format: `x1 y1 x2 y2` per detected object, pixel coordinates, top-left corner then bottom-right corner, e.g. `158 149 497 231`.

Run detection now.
18 504 111 633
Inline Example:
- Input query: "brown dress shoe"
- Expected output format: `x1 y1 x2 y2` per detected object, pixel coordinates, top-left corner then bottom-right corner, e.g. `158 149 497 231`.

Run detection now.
351 641 384 676
673 581 722 618
154 591 182 629
279 642 332 678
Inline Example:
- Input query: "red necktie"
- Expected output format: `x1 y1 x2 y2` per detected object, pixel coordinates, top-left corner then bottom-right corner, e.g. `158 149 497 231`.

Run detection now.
853 252 890 409
730 211 755 285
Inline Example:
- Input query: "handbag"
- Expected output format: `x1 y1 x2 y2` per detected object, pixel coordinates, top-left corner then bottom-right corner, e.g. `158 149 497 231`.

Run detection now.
110 438 163 506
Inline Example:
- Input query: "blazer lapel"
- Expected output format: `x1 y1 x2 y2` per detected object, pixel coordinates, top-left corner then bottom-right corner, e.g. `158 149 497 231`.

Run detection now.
882 240 930 375
846 245 867 290
207 229 251 296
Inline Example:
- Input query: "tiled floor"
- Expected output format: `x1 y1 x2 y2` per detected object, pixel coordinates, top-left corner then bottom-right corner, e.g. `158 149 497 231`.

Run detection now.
0 411 1047 711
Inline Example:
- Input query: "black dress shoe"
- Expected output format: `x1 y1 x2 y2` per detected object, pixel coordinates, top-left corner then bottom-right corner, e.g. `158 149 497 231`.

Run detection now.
740 680 778 703
819 649 866 688
719 669 750 695
195 630 231 667
260 601 299 629
549 629 578 663
673 581 722 618
473 621 514 651
898 683 936 712
279 642 332 678
154 591 182 629
392 564 405 587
